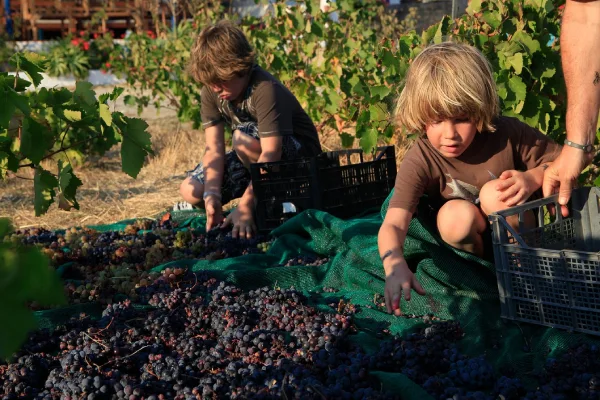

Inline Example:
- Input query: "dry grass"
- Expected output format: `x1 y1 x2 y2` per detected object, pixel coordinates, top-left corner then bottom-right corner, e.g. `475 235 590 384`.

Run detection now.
0 115 412 230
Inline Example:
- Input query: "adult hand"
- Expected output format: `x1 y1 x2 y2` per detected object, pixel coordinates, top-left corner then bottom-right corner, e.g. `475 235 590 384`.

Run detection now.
221 204 257 239
542 146 592 217
384 259 426 316
205 195 224 231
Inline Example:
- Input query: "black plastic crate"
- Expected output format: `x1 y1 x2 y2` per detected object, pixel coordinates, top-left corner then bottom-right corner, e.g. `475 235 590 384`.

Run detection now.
250 146 397 232
489 186 600 335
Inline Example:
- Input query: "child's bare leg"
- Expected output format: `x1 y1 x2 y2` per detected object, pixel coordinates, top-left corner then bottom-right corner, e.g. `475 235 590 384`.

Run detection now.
437 199 488 257
232 129 262 169
179 177 205 206
479 180 535 232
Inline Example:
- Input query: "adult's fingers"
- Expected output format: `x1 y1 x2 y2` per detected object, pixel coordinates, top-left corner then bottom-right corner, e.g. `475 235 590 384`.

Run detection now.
542 164 560 198
558 175 574 207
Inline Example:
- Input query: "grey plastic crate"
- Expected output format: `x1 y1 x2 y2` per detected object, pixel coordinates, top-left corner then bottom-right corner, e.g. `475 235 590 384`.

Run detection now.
489 186 600 335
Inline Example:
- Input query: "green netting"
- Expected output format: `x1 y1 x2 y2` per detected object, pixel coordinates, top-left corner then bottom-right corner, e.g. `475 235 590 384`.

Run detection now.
33 191 600 398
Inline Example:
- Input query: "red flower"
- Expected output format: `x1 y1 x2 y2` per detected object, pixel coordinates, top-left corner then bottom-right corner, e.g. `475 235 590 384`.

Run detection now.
105 62 111 68
79 30 85 37
71 38 80 46
93 33 99 39
82 41 90 51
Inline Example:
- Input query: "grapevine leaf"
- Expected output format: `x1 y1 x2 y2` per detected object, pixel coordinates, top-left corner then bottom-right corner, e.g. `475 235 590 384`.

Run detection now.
340 132 355 148
324 89 343 115
74 82 96 106
506 53 523 74
33 168 58 216
98 93 110 103
123 95 137 106
109 87 125 101
434 16 451 44
369 86 390 101
58 160 82 210
508 76 527 102
63 109 82 122
0 304 37 361
359 128 378 154
11 52 46 88
0 88 16 129
99 104 113 126
0 220 66 359
466 0 482 15
120 117 152 179
21 117 51 165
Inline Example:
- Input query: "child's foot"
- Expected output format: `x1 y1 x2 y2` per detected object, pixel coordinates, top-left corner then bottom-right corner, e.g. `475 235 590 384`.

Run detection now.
172 201 195 211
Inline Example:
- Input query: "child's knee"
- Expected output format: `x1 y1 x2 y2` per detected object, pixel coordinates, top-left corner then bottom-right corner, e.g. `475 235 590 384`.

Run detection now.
180 177 202 204
479 179 507 215
437 200 486 243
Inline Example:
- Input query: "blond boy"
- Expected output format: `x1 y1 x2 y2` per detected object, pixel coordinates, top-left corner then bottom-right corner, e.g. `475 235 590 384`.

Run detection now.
179 21 322 238
379 42 561 315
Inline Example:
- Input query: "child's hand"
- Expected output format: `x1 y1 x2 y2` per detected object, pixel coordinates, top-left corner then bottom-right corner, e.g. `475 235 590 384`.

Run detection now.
221 204 257 239
205 196 224 231
495 170 537 207
384 259 426 316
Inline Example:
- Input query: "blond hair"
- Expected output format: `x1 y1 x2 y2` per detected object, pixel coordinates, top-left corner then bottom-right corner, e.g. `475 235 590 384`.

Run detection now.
395 42 499 134
188 20 256 85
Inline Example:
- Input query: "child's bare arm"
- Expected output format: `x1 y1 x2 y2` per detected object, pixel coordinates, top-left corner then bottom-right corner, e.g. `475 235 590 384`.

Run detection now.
202 124 226 195
378 208 426 315
495 162 553 206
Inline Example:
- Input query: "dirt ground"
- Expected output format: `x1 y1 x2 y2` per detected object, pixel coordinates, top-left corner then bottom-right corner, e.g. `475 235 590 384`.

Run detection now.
0 85 409 230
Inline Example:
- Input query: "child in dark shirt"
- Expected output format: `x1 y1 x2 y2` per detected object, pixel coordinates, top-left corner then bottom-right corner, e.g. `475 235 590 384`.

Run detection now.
179 20 322 238
378 42 560 315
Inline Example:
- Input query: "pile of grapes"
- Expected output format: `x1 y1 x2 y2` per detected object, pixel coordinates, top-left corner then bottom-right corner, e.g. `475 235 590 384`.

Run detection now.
3 214 600 399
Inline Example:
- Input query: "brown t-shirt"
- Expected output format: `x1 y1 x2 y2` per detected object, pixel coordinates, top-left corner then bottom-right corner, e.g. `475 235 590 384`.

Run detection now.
388 116 562 213
200 66 321 154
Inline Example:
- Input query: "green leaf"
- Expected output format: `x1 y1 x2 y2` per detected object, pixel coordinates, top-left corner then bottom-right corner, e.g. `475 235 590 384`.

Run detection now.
99 104 112 126
120 117 152 179
0 219 66 359
21 117 51 165
73 82 96 106
434 16 451 44
123 95 137 106
109 87 125 101
340 132 355 148
98 93 110 103
0 88 16 130
482 11 502 29
508 76 527 102
370 86 391 101
63 109 82 122
33 168 58 216
359 128 378 154
57 161 82 210
11 52 46 88
506 53 524 74
512 31 541 55
324 90 343 115
466 0 482 15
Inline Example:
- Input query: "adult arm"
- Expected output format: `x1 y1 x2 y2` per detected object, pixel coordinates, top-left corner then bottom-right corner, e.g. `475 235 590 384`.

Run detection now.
543 0 600 206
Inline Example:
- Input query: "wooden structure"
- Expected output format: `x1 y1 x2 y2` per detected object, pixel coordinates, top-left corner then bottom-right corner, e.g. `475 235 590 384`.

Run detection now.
1 0 179 39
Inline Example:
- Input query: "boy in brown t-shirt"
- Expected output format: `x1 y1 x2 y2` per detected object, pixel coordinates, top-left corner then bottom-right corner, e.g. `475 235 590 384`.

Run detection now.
178 21 322 238
379 42 561 316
